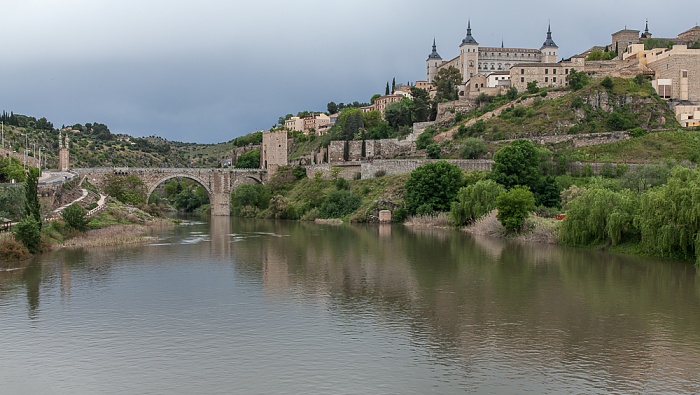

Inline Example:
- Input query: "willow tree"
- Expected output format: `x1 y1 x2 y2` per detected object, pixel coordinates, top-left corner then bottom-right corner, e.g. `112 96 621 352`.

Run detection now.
636 166 700 263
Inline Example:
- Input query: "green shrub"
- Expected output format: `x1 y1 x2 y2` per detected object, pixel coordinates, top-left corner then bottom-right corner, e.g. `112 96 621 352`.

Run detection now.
426 144 441 159
319 190 361 218
496 186 536 233
335 177 350 190
292 165 307 180
628 127 647 138
601 76 614 89
416 130 434 150
62 203 90 232
374 170 386 178
600 163 615 178
13 215 41 253
459 138 486 159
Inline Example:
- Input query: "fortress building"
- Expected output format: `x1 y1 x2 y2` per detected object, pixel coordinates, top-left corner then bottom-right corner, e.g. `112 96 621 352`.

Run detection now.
426 21 558 87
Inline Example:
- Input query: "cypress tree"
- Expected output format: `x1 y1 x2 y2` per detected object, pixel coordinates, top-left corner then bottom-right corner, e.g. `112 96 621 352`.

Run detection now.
385 82 390 95
24 168 42 230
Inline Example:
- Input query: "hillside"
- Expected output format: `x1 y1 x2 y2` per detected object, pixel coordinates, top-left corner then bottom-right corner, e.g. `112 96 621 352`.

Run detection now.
433 76 684 161
0 119 238 169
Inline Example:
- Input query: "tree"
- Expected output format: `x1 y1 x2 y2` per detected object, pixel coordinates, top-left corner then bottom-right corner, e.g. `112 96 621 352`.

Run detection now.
459 138 486 159
327 102 338 114
391 77 396 93
104 174 147 205
491 139 542 191
384 98 413 129
506 86 518 101
496 186 535 233
451 180 505 226
338 108 364 140
235 149 260 168
13 215 41 253
566 69 589 90
404 161 463 215
492 139 559 207
527 80 539 94
385 82 390 95
409 87 431 122
231 183 270 216
62 203 90 232
24 168 41 230
433 66 462 102
370 94 381 105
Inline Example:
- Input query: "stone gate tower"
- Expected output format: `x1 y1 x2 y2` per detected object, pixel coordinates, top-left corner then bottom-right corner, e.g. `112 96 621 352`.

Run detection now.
58 131 70 171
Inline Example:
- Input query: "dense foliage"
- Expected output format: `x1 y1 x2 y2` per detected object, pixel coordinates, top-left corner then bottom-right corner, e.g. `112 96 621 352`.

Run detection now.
235 149 260 169
404 161 463 215
104 174 147 205
13 215 41 253
62 203 90 232
496 186 536 233
561 166 700 264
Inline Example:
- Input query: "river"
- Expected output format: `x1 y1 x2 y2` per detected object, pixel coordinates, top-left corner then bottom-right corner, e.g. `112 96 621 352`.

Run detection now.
1 217 700 394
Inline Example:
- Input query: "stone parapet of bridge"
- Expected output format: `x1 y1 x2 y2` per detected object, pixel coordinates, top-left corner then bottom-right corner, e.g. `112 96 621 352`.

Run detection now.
73 167 266 216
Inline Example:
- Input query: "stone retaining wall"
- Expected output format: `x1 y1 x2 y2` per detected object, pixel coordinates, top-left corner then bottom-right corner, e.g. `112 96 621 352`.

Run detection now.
360 159 494 179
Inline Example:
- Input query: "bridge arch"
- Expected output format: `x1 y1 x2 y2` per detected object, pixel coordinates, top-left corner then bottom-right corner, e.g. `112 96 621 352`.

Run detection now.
146 173 213 200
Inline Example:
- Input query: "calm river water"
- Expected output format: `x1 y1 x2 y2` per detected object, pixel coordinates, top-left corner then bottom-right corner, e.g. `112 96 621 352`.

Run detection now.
2 218 700 394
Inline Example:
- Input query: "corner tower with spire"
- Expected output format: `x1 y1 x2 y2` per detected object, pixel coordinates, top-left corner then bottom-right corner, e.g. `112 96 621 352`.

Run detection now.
459 19 479 83
426 38 443 83
540 22 559 63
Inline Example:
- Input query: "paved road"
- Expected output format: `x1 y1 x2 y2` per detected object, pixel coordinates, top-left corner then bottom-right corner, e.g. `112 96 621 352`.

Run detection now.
39 171 76 185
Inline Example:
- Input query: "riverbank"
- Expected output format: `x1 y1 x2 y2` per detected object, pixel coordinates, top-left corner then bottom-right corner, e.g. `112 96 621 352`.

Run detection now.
403 210 561 245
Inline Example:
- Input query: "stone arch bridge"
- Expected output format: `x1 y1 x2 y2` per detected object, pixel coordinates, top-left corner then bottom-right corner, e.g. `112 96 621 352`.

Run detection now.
72 167 266 216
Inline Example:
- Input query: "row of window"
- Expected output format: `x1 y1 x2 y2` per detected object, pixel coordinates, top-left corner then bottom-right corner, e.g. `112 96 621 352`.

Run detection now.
520 77 560 83
520 68 570 75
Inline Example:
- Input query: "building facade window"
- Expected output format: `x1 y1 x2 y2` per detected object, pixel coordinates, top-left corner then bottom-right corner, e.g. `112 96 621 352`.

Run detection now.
545 77 549 82
553 77 557 82
521 77 525 82
521 69 525 74
545 69 549 74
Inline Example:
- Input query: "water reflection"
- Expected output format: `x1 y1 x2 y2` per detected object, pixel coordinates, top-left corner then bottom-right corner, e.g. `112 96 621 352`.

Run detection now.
0 218 699 393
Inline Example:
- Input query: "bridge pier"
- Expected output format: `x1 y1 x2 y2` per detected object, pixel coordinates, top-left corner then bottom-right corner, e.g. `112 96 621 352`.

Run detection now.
210 192 231 216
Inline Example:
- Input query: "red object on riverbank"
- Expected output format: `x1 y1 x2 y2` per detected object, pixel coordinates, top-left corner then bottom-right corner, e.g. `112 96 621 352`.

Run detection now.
555 214 566 220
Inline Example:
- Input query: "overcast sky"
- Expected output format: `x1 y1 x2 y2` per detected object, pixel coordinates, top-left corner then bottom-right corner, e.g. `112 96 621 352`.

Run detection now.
1 0 697 143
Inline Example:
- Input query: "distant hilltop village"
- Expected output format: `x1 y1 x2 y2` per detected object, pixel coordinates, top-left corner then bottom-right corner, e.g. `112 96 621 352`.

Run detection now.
419 20 700 126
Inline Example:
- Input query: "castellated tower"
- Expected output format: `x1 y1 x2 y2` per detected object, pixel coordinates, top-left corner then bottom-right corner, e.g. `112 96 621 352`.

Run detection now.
58 131 70 171
540 23 559 63
459 20 479 83
426 38 442 83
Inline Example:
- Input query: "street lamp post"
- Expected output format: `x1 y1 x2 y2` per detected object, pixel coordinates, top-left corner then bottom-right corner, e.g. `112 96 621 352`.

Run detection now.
23 134 27 171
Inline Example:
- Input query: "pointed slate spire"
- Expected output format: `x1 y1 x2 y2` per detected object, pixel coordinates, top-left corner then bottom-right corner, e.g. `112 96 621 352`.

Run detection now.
501 39 504 48
461 19 479 46
541 22 558 49
643 19 651 38
428 37 442 59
